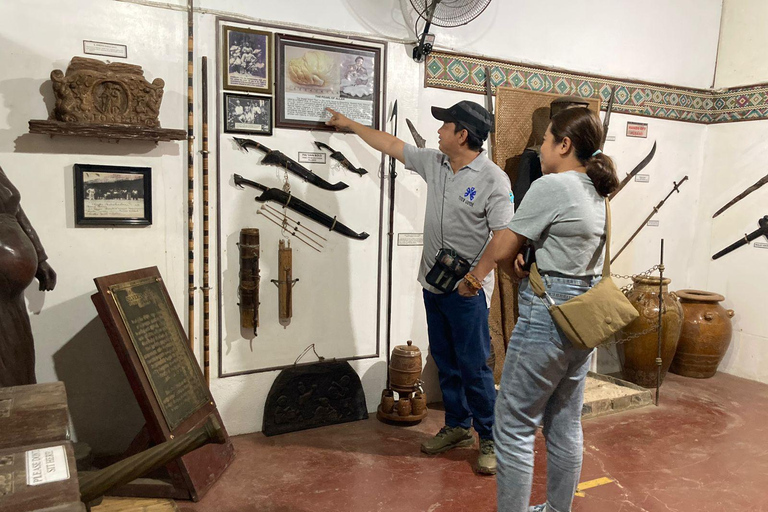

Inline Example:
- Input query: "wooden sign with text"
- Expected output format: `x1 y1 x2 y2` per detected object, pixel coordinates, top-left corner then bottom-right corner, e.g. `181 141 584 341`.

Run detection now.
91 267 233 501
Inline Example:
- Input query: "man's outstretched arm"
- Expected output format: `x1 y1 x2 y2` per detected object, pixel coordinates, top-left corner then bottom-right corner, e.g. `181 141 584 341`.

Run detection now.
326 108 405 164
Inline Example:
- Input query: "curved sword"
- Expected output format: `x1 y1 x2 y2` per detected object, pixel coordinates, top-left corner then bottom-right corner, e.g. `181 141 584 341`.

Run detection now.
609 141 657 200
314 141 368 176
712 215 768 259
233 174 368 240
234 137 349 191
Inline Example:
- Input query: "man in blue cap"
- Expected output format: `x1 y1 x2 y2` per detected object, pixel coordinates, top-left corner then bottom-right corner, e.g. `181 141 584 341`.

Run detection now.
326 101 513 475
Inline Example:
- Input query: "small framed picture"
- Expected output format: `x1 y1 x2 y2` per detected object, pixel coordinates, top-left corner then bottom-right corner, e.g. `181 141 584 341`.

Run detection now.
223 25 272 94
74 164 151 226
224 93 273 135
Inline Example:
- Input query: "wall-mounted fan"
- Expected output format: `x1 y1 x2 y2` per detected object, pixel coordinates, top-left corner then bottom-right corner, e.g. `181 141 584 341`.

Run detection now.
410 0 493 62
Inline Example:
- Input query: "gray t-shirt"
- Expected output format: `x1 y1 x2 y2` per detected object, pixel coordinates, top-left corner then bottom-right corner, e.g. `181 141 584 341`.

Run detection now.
403 144 514 306
508 171 606 276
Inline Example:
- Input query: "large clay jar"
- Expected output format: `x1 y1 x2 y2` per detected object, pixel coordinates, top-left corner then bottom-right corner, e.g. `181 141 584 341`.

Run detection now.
389 340 422 393
618 276 683 388
670 290 734 379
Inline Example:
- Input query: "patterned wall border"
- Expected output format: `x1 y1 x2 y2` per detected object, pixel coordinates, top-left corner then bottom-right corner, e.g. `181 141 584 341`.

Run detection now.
425 51 768 125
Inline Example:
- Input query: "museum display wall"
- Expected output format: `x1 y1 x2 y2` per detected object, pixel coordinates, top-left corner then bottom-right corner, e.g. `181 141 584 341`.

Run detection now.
2 0 766 453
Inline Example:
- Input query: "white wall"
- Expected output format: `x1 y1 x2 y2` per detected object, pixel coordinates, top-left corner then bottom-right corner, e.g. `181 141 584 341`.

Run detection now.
1 0 728 447
689 0 768 384
202 0 722 88
714 0 768 88
0 0 188 453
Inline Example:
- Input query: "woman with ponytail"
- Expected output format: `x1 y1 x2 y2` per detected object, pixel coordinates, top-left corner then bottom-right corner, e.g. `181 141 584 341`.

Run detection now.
458 107 619 512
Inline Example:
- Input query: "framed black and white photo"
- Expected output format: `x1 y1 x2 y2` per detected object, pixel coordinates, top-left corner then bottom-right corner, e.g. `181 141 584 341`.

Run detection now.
276 34 382 131
223 25 272 94
224 93 273 135
74 164 151 226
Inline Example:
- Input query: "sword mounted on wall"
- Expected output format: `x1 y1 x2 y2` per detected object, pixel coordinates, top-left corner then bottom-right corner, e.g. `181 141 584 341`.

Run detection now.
609 141 657 200
712 173 768 218
234 137 349 191
313 141 368 176
712 215 768 260
234 174 369 240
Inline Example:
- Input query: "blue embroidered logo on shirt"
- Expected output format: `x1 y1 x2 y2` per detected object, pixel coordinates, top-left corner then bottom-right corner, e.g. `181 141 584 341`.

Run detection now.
464 187 477 201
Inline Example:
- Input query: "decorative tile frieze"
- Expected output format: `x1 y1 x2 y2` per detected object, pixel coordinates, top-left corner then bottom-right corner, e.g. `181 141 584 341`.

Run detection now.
425 51 768 124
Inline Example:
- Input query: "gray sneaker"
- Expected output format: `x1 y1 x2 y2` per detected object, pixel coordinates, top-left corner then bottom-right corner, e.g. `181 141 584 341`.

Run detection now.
420 426 474 454
528 505 547 512
476 438 497 475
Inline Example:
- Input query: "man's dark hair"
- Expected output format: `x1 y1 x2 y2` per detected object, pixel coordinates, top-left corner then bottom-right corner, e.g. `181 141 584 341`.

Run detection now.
453 123 484 152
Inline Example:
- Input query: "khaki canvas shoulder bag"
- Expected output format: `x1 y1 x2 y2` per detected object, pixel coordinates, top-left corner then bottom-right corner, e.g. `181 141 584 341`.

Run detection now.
528 198 639 350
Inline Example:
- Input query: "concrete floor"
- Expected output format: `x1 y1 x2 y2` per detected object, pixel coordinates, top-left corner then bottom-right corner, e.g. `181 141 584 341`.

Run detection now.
180 372 768 512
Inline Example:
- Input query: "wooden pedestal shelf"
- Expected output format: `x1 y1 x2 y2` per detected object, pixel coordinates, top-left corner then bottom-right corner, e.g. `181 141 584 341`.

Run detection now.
375 403 428 424
28 120 187 142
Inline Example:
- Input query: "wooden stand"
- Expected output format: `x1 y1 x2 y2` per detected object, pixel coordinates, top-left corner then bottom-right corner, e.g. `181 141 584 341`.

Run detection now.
91 267 234 501
375 389 428 425
29 120 186 142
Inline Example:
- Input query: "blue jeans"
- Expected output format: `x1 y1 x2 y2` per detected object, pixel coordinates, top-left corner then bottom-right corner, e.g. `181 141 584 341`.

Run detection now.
423 288 496 439
495 275 598 512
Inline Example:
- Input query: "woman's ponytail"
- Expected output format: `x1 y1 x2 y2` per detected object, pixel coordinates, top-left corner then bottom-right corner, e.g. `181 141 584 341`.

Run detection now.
586 152 619 197
549 108 620 197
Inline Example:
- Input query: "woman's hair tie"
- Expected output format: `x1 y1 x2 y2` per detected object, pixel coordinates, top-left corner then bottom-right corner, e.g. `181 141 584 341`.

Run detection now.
592 149 602 157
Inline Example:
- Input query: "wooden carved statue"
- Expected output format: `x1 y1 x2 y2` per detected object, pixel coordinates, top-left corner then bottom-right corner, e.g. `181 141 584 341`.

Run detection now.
50 57 165 127
0 166 56 387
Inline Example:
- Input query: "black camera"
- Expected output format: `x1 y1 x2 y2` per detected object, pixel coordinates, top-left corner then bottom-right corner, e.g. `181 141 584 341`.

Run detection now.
425 248 471 293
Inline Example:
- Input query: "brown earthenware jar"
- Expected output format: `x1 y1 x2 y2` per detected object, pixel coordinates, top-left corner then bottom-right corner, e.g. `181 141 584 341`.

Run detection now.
389 340 422 393
618 276 683 388
670 290 734 379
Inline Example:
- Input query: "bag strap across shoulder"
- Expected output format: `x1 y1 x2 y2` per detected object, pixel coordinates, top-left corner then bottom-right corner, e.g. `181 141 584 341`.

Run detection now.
529 198 611 297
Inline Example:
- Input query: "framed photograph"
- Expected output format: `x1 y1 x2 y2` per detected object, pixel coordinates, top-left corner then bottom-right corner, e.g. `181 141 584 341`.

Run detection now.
224 93 273 135
223 26 272 94
276 34 381 131
74 164 151 226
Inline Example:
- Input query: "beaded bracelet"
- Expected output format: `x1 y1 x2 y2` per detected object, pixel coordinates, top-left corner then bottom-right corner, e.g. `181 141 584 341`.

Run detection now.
463 272 482 291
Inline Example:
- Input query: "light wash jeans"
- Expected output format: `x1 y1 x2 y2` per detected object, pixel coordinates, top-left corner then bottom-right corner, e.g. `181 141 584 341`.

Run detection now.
495 274 598 512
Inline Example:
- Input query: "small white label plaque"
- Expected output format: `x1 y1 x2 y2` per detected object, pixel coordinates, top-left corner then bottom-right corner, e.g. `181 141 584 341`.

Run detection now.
605 135 616 142
83 40 127 58
298 152 326 164
647 220 660 227
754 242 768 250
626 122 648 138
635 174 650 183
26 446 70 486
397 233 423 246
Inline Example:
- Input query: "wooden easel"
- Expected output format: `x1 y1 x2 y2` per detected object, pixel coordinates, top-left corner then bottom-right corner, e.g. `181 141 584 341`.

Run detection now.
91 267 234 501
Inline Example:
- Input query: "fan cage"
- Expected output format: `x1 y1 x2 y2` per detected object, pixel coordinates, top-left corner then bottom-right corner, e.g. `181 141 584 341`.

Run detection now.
410 0 493 28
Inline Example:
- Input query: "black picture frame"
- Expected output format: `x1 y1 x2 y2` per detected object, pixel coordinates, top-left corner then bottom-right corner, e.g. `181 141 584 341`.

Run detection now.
74 164 152 226
275 33 381 131
223 93 273 135
223 25 273 94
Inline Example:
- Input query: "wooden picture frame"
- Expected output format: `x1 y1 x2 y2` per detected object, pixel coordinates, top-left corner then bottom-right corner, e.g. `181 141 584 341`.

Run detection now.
74 164 152 226
275 33 381 131
223 25 273 94
223 93 273 135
